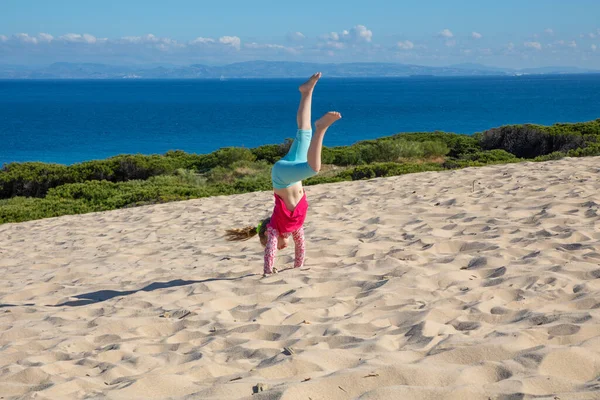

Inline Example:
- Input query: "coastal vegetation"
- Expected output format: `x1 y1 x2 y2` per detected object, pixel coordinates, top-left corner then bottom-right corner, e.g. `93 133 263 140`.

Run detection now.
1 119 599 224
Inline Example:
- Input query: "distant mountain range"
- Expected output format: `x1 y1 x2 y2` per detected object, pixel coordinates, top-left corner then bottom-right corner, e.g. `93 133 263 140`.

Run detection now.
0 61 598 79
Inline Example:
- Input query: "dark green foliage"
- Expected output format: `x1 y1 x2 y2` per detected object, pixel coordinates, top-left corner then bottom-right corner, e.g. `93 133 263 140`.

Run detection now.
480 124 585 158
322 147 363 166
252 138 293 163
304 174 349 186
323 138 450 166
46 180 217 209
232 175 272 192
349 162 443 181
191 147 256 172
205 160 270 184
567 142 600 157
391 131 480 158
359 141 403 163
0 197 94 224
0 149 256 199
533 152 566 162
0 163 72 199
422 141 450 157
462 149 519 163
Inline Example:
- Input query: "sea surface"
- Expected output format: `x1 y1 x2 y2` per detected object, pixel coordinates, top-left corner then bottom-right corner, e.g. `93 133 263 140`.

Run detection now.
1 75 600 166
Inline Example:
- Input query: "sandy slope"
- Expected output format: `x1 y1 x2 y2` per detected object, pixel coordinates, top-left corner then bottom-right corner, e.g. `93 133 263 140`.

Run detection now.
1 157 600 400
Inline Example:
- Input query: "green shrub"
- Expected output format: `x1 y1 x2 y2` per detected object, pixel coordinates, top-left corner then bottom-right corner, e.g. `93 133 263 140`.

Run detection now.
567 142 600 157
172 169 208 186
463 149 519 163
351 165 377 180
421 141 450 157
533 152 566 162
0 196 94 224
252 138 293 163
480 124 585 158
233 175 272 192
360 141 403 163
186 147 257 172
397 141 426 158
47 179 227 209
350 162 443 181
322 147 363 166
304 175 349 186
391 131 481 158
0 163 73 199
211 147 256 167
205 160 270 184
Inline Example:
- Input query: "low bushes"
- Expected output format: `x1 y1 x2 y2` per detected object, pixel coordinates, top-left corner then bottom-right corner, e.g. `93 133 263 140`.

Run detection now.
349 162 443 181
480 123 589 158
2 118 600 225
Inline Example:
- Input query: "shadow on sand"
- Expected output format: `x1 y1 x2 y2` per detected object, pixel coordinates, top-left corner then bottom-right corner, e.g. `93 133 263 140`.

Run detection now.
54 274 257 307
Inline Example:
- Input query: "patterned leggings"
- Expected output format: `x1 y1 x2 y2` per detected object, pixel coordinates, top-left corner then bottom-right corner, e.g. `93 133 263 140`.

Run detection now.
264 225 305 274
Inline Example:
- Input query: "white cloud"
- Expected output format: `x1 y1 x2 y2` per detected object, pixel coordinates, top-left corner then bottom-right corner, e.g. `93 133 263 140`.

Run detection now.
471 32 482 39
461 49 472 55
287 32 305 42
119 34 181 48
507 42 515 50
524 41 542 50
397 40 414 50
439 29 453 38
14 33 38 44
320 41 345 50
245 42 284 50
60 33 98 44
190 37 215 45
324 25 373 44
544 28 554 35
568 40 577 48
245 42 299 54
0 35 7 42
589 32 597 39
38 33 54 43
348 25 373 42
445 40 456 47
322 32 339 41
121 34 161 44
219 36 241 50
83 34 97 44
592 44 597 51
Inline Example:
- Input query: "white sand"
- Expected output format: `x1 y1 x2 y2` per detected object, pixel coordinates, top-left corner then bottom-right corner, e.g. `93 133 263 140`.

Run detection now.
1 157 600 400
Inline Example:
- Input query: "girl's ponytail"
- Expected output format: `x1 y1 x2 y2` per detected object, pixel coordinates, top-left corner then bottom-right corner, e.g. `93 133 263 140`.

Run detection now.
225 226 259 241
225 217 270 246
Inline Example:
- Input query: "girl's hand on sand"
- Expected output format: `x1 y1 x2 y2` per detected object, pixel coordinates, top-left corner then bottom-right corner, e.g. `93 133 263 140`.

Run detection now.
277 236 288 250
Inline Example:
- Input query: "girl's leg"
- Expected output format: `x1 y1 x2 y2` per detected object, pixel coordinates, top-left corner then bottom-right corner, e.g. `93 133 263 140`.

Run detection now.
264 226 279 275
297 72 320 130
271 75 342 187
292 227 306 268
307 112 342 173
282 73 321 163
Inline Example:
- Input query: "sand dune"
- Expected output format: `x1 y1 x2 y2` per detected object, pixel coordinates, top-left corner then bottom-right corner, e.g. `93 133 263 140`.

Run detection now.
1 157 600 399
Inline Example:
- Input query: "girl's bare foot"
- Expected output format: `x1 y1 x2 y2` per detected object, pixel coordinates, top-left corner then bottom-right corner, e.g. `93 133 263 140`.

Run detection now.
299 72 322 94
315 112 342 130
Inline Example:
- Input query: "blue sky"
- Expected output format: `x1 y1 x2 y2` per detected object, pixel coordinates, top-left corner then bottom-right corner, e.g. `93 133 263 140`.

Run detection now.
1 0 600 68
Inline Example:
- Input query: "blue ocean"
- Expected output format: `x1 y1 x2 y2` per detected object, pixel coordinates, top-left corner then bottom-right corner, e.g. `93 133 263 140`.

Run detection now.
1 75 600 166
